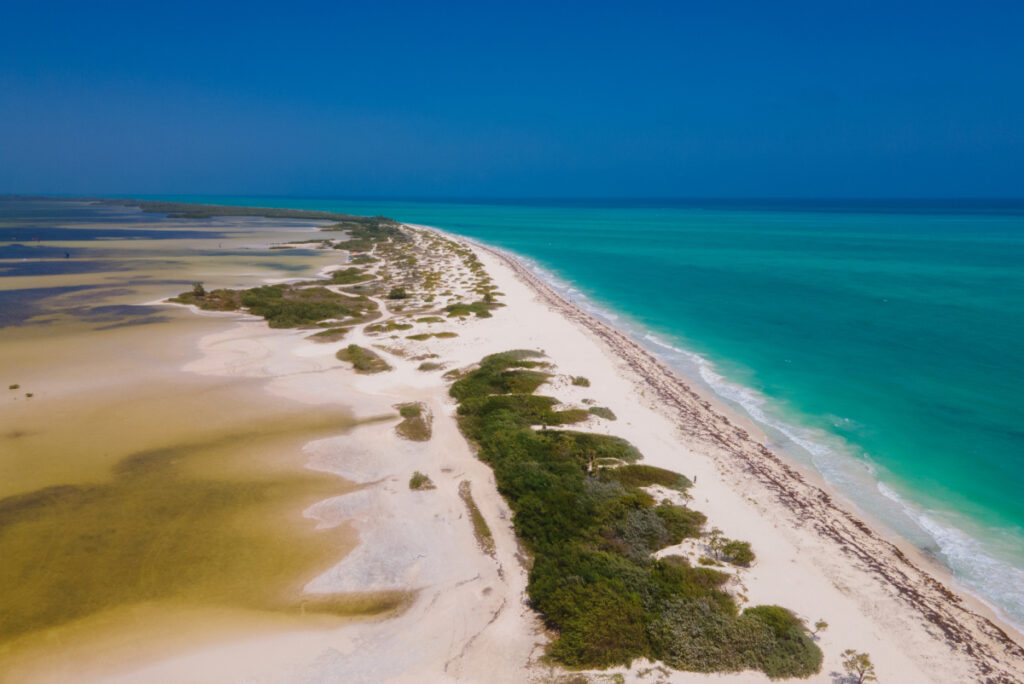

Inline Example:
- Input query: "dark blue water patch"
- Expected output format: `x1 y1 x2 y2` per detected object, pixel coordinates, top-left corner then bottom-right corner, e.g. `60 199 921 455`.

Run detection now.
0 259 135 277
0 286 179 329
251 261 316 272
0 244 72 259
31 304 174 330
0 286 96 328
0 226 226 242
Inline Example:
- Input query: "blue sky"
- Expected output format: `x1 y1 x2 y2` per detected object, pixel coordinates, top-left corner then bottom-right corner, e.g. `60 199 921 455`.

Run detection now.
1 1 1021 197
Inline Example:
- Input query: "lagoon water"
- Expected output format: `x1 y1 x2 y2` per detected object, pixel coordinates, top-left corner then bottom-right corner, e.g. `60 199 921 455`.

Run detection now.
151 195 1024 627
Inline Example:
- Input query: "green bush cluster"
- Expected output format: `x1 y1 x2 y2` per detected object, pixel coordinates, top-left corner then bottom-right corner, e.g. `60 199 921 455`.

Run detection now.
449 350 550 401
239 285 366 328
387 287 409 299
409 471 435 490
407 331 459 341
588 406 617 421
331 267 374 284
172 283 377 328
366 321 413 333
571 376 591 387
324 217 407 252
721 540 756 566
307 327 349 342
602 465 692 492
336 344 391 373
450 350 822 678
444 300 501 318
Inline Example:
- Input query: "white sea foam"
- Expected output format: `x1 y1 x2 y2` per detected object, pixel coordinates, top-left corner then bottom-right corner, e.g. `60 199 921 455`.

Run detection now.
878 482 1024 625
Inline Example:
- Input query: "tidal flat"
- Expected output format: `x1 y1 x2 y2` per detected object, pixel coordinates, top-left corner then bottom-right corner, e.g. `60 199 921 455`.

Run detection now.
0 199 393 680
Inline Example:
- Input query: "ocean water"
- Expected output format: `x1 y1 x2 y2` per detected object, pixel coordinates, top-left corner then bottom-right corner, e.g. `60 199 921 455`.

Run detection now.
141 195 1024 627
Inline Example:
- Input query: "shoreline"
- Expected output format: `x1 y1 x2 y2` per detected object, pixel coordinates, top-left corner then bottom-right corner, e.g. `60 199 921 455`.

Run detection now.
11 201 1023 682
432 225 1024 680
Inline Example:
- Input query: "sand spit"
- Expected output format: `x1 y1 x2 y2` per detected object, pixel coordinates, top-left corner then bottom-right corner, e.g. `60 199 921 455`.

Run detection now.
74 221 1024 683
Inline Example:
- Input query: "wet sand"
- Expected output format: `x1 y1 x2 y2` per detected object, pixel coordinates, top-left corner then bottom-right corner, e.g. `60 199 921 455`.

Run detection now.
0 204 391 681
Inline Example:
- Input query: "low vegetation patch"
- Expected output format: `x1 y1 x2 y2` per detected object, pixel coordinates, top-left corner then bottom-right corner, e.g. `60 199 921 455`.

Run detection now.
449 350 821 677
395 402 431 441
416 316 446 323
458 481 494 556
444 300 502 318
706 528 756 567
571 376 591 387
417 361 444 372
449 350 550 401
602 464 692 492
406 331 458 341
172 282 377 328
307 327 349 342
336 344 391 373
366 321 413 333
588 406 617 420
331 267 374 284
409 471 435 490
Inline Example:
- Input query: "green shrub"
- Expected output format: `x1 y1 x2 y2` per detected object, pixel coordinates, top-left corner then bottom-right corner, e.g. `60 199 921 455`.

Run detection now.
409 471 435 490
721 540 756 567
172 282 378 328
601 465 692 492
571 376 591 387
449 350 549 401
387 287 409 299
588 406 617 420
444 300 501 318
331 267 373 284
366 321 413 333
417 362 443 371
336 345 391 373
307 327 349 342
459 481 494 555
448 350 820 678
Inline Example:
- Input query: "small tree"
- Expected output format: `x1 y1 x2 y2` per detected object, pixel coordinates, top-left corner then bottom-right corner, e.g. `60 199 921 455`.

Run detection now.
720 539 755 566
192 282 206 297
841 649 877 683
706 527 727 559
811 619 828 636
387 287 408 300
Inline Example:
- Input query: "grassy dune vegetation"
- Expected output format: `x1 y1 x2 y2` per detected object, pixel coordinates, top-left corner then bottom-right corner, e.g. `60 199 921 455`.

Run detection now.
451 351 822 678
336 345 392 374
331 267 375 284
172 283 378 329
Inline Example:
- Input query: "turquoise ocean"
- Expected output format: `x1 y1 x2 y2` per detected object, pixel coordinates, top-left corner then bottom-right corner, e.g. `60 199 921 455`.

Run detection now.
144 196 1024 627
